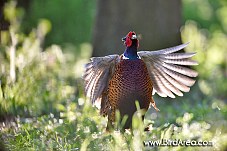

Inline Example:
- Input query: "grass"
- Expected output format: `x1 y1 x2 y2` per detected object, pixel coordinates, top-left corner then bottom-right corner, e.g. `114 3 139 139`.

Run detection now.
1 97 227 150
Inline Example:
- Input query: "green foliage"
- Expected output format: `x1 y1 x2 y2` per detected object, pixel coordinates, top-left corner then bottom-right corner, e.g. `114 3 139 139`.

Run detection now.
0 1 91 117
183 0 227 33
181 21 227 99
182 0 227 99
21 0 97 48
1 99 227 150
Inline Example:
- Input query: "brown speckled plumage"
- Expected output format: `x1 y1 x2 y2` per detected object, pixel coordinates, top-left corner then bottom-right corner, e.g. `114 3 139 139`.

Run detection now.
84 31 198 130
107 59 156 128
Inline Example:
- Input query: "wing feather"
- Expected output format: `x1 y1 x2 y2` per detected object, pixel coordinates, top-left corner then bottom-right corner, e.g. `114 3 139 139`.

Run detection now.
162 63 198 77
139 42 190 56
153 64 184 96
154 59 191 92
152 67 175 98
83 54 119 106
161 58 198 66
138 43 198 98
160 52 196 59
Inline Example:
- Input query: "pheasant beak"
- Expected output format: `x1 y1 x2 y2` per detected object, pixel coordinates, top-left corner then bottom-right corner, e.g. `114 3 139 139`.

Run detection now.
122 37 126 42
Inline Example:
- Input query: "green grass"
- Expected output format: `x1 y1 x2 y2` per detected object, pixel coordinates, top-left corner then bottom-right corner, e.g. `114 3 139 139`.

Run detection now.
1 98 227 150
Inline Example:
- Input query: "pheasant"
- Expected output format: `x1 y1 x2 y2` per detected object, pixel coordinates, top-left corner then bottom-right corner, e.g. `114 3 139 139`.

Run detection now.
84 31 198 129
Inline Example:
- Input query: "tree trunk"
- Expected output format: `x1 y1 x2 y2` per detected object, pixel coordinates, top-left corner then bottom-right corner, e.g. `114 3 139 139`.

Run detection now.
92 0 182 57
0 0 10 43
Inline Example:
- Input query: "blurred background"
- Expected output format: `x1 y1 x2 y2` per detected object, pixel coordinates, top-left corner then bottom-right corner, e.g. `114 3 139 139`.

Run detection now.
0 0 227 150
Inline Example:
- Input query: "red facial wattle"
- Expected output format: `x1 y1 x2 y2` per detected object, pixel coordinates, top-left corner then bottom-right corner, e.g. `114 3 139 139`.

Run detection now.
125 36 132 47
124 31 139 48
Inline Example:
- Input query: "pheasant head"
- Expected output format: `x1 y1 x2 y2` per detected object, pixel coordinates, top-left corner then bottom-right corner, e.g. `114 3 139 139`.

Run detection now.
122 31 139 48
122 31 140 59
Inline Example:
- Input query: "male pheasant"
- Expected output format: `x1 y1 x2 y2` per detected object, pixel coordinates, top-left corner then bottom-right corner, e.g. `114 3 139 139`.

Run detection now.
84 31 198 129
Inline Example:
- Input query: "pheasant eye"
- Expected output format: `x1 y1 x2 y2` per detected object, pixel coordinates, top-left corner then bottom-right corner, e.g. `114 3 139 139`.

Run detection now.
131 34 137 39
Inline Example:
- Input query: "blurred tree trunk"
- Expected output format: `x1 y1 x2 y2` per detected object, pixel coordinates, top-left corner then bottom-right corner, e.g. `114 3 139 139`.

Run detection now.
92 0 182 56
0 0 10 43
0 0 30 43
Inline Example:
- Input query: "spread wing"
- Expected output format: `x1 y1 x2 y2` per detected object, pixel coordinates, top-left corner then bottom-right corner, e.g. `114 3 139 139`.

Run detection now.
138 43 198 98
83 54 119 108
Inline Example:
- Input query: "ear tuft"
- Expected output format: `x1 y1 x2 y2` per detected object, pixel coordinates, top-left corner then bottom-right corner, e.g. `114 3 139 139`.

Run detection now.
127 31 136 39
137 39 139 48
